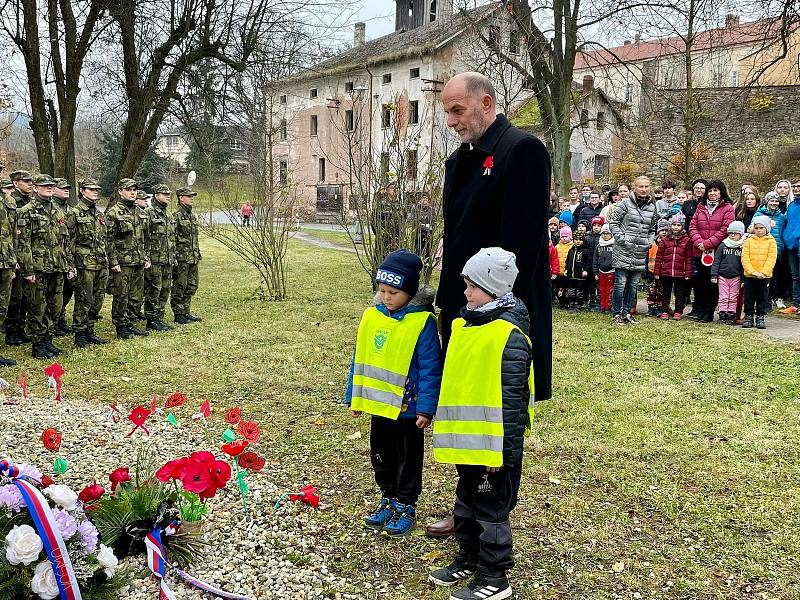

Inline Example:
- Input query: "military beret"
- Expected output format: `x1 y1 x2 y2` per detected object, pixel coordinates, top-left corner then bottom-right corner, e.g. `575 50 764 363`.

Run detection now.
117 178 138 189
33 174 56 186
79 178 102 190
175 187 197 197
0 178 12 188
151 184 172 194
53 178 71 189
10 170 32 181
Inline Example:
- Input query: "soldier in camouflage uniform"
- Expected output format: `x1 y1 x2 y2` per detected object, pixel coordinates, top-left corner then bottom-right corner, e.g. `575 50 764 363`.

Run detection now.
105 178 151 339
0 179 18 366
52 178 74 336
16 174 75 359
144 184 174 331
6 170 33 346
66 179 110 348
171 187 202 324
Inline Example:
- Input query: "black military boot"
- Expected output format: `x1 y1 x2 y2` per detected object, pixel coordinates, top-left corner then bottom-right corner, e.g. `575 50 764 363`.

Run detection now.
185 313 202 322
86 328 110 345
128 324 150 336
157 319 173 331
46 337 63 356
0 355 17 367
54 319 72 336
116 326 134 340
173 314 190 325
146 319 167 332
32 342 54 359
5 327 23 346
74 332 90 349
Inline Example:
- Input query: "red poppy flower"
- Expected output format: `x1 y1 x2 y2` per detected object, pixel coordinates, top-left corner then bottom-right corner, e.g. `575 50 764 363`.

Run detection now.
99 216 106 225
44 362 65 379
109 467 132 491
189 451 216 465
155 457 188 482
483 155 494 169
237 420 261 443
224 407 241 424
221 440 249 457
165 392 187 408
180 460 213 495
128 405 151 427
238 452 265 473
78 481 105 504
40 475 55 488
41 428 62 452
290 484 320 508
209 460 231 488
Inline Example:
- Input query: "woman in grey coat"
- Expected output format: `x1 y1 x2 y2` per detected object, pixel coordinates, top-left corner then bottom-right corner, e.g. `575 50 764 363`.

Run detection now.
609 176 658 324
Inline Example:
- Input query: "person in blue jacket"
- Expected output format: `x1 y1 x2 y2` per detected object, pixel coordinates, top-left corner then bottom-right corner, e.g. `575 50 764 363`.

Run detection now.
782 184 800 313
345 249 442 536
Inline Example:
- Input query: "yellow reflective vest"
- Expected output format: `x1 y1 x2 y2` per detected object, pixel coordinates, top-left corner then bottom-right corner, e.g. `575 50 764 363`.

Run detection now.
351 307 433 419
433 317 534 467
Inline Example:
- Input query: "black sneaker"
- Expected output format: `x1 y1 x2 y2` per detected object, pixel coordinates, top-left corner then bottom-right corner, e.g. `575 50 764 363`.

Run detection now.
429 561 477 587
449 574 512 600
742 315 754 329
623 314 639 325
756 315 766 329
128 325 150 336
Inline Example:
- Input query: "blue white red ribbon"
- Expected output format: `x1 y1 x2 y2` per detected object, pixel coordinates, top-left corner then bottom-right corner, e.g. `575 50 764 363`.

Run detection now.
0 460 82 600
146 522 253 600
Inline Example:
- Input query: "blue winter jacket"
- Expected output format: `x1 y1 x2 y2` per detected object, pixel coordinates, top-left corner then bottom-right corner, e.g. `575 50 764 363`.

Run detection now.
344 286 442 419
783 201 800 253
755 205 786 257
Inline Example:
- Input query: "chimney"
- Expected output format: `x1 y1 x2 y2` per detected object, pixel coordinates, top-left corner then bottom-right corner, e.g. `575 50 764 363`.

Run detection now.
582 75 594 93
634 33 641 44
623 40 631 46
354 22 366 46
725 13 740 28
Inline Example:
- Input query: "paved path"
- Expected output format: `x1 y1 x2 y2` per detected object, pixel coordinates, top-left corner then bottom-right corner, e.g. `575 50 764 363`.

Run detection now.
292 231 356 253
635 299 798 343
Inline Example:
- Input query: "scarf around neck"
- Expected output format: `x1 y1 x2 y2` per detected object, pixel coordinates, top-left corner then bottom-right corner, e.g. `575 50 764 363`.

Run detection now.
471 292 517 313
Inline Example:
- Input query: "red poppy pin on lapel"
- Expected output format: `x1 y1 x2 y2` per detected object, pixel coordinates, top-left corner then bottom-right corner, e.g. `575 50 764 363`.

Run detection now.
483 155 494 176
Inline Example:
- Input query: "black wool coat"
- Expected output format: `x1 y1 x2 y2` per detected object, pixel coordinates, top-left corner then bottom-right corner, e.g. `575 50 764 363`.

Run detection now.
436 114 553 401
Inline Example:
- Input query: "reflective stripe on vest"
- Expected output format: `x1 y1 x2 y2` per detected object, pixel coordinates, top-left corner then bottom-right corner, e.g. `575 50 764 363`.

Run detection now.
433 317 534 467
351 307 432 419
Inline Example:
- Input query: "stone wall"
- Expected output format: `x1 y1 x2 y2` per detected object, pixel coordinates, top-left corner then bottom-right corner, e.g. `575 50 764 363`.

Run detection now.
648 85 800 165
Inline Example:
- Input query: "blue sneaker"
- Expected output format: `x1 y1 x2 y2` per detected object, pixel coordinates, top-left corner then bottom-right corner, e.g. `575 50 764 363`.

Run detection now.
383 503 416 536
364 497 396 529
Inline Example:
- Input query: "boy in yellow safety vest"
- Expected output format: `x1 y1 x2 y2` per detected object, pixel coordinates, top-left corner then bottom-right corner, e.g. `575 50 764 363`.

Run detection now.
345 249 442 536
429 247 533 600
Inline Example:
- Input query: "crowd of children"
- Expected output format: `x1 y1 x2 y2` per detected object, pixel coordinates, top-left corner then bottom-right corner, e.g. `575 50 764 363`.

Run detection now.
345 248 533 600
548 177 800 329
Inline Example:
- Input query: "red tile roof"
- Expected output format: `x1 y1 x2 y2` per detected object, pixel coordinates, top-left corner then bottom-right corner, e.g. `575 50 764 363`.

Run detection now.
575 18 787 69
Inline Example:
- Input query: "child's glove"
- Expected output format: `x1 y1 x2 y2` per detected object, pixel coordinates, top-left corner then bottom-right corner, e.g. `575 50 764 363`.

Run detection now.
710 277 718 283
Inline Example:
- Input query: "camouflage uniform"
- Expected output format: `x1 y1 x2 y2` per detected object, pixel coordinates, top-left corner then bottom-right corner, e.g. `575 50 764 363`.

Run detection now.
105 178 150 338
6 170 32 345
66 179 109 347
144 184 175 330
171 188 202 323
0 178 18 366
129 190 151 322
16 174 73 358
52 178 74 336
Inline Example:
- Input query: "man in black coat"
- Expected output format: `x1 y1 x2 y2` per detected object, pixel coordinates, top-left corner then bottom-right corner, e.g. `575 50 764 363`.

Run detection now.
427 72 553 539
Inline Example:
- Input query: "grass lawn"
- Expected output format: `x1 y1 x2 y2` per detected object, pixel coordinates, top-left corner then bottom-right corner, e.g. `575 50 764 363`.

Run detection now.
20 236 800 599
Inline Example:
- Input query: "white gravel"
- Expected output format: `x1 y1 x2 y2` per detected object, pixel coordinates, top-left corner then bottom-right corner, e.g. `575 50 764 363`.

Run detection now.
0 392 366 599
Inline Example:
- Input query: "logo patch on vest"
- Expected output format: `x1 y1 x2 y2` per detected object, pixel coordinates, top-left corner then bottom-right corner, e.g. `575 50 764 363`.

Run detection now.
373 330 389 350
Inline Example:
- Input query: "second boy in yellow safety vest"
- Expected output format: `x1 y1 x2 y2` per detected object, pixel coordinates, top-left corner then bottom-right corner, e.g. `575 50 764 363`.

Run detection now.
429 247 533 600
345 249 442 537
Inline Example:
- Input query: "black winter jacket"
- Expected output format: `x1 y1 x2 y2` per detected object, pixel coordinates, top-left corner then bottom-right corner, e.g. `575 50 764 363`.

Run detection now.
564 245 586 279
461 299 531 469
711 243 743 279
593 243 614 273
583 232 600 271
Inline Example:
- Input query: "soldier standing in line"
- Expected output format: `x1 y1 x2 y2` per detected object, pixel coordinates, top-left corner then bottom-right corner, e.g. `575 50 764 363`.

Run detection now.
105 178 150 339
52 178 74 336
16 175 75 359
0 179 18 366
66 179 110 348
129 190 151 324
171 187 202 324
144 184 174 331
6 170 33 346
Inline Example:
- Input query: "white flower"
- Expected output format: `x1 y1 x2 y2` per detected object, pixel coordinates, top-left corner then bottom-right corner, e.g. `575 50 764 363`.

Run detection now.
43 485 78 511
96 544 118 578
31 560 60 599
5 524 43 565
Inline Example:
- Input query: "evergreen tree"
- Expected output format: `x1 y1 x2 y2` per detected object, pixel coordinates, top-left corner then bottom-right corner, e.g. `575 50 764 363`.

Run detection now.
98 131 173 195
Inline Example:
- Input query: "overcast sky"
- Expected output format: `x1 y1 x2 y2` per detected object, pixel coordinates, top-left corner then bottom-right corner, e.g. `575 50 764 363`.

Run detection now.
353 0 397 40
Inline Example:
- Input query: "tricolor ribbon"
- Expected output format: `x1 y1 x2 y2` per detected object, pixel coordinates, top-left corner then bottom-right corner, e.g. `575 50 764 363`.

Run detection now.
0 460 82 600
146 522 253 600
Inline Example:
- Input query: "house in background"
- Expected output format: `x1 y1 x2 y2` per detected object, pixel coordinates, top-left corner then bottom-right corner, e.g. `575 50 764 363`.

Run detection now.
155 126 250 172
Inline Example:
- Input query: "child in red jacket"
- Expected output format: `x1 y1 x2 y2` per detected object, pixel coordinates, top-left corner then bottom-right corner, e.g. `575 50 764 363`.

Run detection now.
549 239 559 300
654 212 693 320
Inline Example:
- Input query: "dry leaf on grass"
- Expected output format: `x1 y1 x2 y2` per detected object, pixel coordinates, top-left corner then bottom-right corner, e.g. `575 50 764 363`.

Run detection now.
420 550 444 562
346 431 363 440
612 561 626 573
